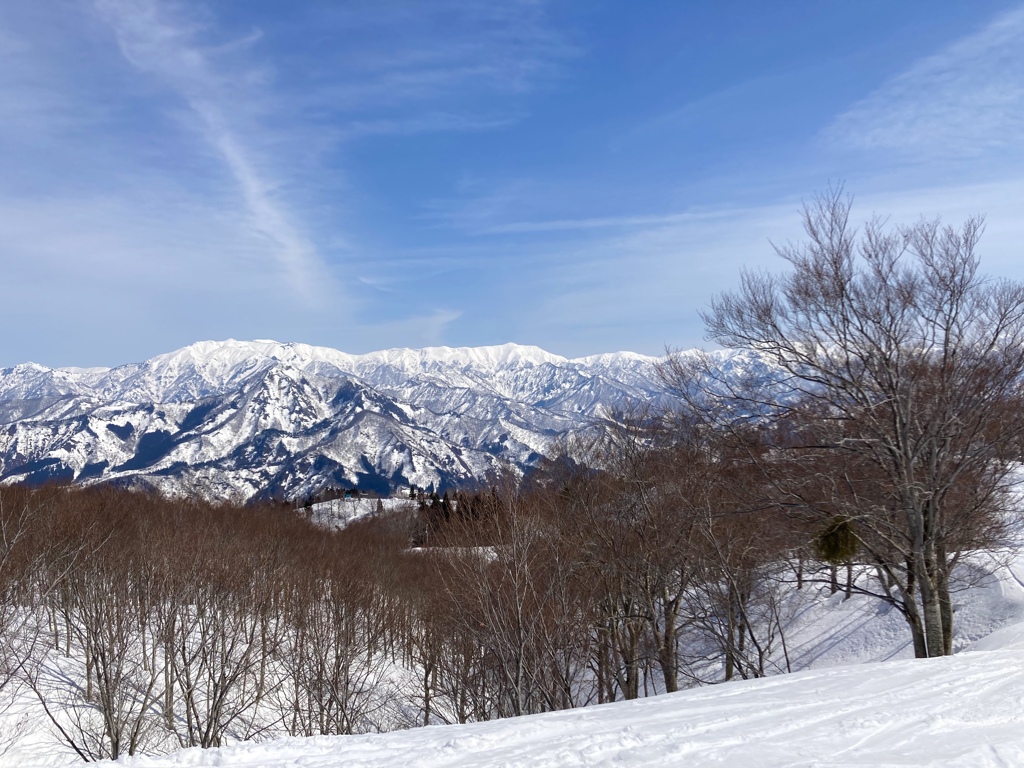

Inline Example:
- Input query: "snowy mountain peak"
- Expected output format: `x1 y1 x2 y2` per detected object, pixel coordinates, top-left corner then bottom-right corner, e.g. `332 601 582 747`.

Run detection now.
573 351 663 367
357 342 568 371
148 338 352 373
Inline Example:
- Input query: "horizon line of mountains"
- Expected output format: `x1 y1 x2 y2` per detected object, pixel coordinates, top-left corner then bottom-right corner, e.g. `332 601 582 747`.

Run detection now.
0 339 766 502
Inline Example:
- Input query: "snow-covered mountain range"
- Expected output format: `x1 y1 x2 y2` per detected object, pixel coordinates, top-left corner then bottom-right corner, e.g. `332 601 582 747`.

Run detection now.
0 339 710 501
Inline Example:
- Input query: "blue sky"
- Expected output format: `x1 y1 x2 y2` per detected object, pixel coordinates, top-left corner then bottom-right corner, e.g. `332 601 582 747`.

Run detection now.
3 0 1024 367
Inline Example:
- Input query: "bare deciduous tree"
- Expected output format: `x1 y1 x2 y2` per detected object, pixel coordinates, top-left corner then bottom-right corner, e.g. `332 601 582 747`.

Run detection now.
668 188 1024 657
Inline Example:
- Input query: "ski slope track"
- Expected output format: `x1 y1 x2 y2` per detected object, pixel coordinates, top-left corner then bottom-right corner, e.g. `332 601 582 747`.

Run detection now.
96 629 1024 768
5 537 1023 766
0 340 771 501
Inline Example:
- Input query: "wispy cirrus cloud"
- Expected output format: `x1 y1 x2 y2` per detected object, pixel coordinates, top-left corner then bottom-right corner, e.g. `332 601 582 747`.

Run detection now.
358 308 464 350
307 1 574 102
336 111 524 142
94 0 330 304
825 4 1024 162
489 179 1024 356
276 0 575 144
468 211 739 236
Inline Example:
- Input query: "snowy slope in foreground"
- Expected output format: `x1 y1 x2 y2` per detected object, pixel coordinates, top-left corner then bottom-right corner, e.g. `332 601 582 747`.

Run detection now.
97 630 1024 768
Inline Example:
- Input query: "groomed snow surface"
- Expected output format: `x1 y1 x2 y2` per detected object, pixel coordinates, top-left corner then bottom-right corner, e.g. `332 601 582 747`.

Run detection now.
62 556 1024 767
6 553 1024 767
100 645 1024 768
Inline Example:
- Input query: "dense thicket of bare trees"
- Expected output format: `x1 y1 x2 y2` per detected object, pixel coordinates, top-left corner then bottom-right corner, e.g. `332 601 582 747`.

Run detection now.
0 440 813 759
0 487 422 759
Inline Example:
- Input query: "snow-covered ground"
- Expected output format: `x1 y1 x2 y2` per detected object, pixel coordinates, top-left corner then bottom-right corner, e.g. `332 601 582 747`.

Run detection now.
87 638 1024 767
0 552 1018 767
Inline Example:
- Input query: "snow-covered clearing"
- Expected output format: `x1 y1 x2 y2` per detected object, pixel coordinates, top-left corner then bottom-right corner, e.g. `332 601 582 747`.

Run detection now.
304 495 415 530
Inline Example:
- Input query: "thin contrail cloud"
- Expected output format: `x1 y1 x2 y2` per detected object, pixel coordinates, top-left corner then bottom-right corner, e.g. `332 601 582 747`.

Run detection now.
94 0 328 304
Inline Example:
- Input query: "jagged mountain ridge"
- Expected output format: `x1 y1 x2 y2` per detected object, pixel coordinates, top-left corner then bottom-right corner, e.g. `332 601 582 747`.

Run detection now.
0 339 711 501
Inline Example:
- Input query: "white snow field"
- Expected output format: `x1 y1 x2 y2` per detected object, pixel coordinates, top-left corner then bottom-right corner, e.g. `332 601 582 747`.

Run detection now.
66 557 1022 768
92 633 1024 768
6 554 1024 767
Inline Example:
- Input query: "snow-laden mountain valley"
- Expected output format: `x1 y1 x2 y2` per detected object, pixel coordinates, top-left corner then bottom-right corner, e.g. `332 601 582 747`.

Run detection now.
0 340 704 501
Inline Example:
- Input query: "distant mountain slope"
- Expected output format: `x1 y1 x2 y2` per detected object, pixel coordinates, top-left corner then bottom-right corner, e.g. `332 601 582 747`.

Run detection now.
0 340 697 501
